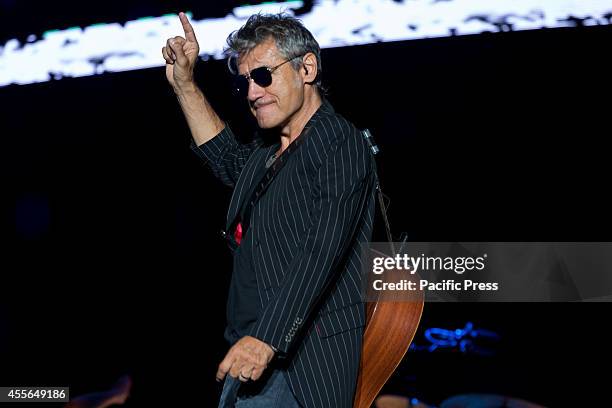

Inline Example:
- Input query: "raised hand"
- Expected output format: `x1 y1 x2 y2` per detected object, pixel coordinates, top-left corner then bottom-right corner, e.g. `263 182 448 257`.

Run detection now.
161 12 200 91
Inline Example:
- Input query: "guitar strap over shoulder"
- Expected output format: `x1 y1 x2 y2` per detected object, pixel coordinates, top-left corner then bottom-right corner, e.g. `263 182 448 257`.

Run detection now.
224 127 396 250
225 127 312 248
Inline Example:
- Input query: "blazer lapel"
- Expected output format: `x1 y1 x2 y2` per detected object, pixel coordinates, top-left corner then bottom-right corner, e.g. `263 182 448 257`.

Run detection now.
225 99 335 231
225 145 270 231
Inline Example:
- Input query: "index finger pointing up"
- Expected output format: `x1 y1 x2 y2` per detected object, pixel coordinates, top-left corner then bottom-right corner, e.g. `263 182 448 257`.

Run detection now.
179 12 197 42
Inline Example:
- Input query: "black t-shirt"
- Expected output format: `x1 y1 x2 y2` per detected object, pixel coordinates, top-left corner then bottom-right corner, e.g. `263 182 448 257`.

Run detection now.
224 235 260 344
224 147 276 344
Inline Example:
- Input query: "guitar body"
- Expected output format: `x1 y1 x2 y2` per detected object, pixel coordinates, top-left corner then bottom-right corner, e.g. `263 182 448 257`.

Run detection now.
354 292 424 408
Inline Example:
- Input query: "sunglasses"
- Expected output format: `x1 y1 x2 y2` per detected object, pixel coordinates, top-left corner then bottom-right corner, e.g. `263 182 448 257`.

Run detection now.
232 54 304 98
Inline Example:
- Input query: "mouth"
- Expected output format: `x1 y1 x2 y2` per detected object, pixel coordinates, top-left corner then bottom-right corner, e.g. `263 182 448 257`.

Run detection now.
253 100 274 110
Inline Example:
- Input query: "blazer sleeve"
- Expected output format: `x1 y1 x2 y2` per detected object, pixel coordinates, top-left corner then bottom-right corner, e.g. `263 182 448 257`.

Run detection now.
248 124 374 353
190 126 258 188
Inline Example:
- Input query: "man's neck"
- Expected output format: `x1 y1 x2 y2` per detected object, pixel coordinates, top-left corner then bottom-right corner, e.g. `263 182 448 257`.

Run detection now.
278 91 322 153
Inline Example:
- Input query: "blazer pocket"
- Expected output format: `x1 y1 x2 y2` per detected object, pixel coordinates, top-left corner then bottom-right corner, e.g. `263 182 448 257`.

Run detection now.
316 303 365 338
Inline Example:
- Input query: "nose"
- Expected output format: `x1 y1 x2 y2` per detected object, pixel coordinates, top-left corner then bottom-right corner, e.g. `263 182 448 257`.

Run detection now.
247 78 265 102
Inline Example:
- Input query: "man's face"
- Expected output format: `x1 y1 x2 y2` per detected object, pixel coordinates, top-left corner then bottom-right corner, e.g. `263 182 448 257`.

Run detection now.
237 39 304 129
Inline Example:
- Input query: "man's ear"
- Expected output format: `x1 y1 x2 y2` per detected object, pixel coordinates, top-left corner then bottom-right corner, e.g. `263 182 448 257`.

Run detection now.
302 53 318 84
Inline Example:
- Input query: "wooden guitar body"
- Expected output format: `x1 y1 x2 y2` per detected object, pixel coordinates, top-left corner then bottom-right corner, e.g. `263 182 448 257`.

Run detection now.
354 284 424 408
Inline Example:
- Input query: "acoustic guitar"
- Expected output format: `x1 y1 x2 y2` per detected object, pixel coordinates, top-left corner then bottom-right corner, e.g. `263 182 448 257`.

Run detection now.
354 271 424 408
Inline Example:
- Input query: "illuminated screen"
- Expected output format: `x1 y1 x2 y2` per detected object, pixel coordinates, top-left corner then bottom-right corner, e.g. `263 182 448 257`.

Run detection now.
1 0 611 87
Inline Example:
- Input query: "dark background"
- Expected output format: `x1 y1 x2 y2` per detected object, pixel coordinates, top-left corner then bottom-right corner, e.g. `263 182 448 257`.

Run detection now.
2 1 611 406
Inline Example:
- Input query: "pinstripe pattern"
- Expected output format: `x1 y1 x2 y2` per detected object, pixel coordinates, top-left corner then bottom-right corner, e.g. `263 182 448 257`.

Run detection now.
193 101 376 408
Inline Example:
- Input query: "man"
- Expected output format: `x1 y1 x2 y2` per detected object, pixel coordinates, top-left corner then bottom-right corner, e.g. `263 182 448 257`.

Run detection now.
162 12 377 408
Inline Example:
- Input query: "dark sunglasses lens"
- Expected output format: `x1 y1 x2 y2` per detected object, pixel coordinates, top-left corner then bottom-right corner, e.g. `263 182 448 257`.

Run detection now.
233 76 249 97
251 67 272 88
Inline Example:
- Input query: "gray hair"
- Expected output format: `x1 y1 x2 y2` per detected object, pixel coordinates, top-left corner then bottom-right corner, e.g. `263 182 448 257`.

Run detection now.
225 13 322 88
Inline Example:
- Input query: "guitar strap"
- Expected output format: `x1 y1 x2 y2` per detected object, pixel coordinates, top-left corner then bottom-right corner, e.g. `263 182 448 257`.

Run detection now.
225 126 312 248
224 127 396 251
362 128 395 250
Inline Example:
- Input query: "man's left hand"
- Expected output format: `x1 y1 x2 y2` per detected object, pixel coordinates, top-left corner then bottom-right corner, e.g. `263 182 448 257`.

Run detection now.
216 336 275 383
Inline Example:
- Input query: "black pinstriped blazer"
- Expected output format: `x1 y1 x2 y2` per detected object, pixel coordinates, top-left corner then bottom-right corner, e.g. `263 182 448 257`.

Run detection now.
193 100 377 408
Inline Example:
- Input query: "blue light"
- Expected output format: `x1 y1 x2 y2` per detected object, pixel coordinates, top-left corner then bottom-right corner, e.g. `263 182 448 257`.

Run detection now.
421 321 499 355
